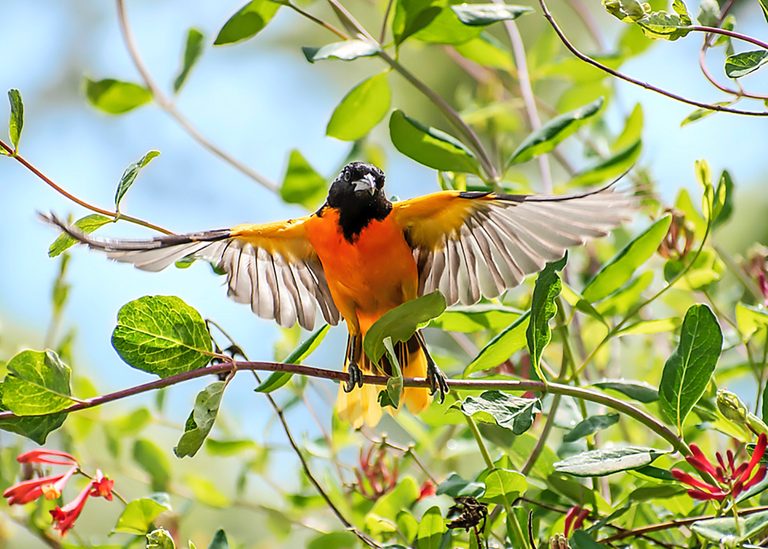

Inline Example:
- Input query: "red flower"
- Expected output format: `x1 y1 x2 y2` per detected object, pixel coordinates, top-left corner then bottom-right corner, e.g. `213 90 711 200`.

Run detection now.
3 466 77 505
563 505 589 538
418 480 437 501
50 482 92 536
672 434 767 501
354 445 398 500
17 448 77 466
90 470 114 501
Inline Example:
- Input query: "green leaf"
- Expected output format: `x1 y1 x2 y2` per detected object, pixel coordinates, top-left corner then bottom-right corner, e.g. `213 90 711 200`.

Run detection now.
366 477 419 534
416 506 444 549
185 474 231 508
327 73 391 141
392 0 442 45
382 337 404 409
713 169 734 226
214 0 280 46
147 528 176 549
174 28 205 93
255 324 330 393
85 78 152 114
569 531 608 548
112 295 213 378
725 50 768 78
554 446 667 477
454 34 514 70
174 381 226 458
735 303 768 342
592 379 659 403
364 291 446 363
526 254 566 380
2 350 74 415
0 382 67 444
458 390 541 434
563 413 620 442
302 40 380 63
612 103 644 152
508 97 604 164
480 468 526 505
761 0 768 23
307 532 358 549
659 304 722 430
279 150 327 209
115 150 160 212
8 89 23 151
113 494 171 535
208 530 229 549
432 304 520 333
568 140 641 188
691 509 768 544
464 312 529 375
389 110 480 174
49 214 113 257
583 216 671 302
133 439 172 491
450 3 532 26
436 472 485 497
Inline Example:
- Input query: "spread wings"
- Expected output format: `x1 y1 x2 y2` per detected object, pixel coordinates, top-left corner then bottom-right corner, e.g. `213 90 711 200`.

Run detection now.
44 214 340 330
392 185 635 305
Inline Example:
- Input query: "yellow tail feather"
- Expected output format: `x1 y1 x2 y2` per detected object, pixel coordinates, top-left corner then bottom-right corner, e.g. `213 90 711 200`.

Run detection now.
335 334 432 428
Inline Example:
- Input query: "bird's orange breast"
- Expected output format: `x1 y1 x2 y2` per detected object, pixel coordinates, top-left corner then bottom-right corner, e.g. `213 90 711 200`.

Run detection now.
305 208 418 334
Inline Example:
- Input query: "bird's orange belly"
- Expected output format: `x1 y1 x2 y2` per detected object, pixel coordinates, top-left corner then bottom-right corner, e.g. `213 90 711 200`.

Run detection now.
305 211 418 333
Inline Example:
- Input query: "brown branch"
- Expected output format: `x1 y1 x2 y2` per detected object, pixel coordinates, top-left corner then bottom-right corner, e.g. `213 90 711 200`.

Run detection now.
538 0 768 117
0 138 172 235
0 360 686 454
114 0 280 193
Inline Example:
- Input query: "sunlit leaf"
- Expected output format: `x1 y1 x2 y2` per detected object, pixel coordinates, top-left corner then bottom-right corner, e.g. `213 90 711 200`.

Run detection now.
147 528 175 549
508 97 603 164
49 214 113 257
691 510 768 544
450 3 532 26
389 110 480 174
174 28 205 93
112 295 213 378
185 474 231 508
454 34 514 70
458 390 541 434
554 447 667 477
364 291 446 363
7 89 23 150
255 324 330 393
327 73 391 141
113 494 171 535
658 304 722 430
725 50 768 79
174 381 226 458
568 140 640 188
527 254 566 380
279 149 326 209
464 312 529 375
214 0 280 45
2 350 74 416
432 304 520 333
85 78 152 114
302 40 380 63
480 468 526 505
583 216 671 302
115 150 160 212
0 382 67 444
416 506 444 549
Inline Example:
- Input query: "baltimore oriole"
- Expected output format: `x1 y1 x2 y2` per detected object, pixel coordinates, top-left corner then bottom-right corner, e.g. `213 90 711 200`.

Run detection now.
47 162 634 427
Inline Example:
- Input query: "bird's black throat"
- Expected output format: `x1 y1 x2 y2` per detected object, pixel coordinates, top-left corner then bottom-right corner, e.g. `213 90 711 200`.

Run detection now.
325 192 392 243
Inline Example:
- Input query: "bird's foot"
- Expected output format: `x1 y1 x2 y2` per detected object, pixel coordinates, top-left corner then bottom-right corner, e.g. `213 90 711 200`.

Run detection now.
345 361 364 392
427 362 449 403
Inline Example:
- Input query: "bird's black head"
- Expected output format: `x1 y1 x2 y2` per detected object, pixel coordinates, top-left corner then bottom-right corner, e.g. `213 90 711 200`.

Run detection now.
325 162 391 242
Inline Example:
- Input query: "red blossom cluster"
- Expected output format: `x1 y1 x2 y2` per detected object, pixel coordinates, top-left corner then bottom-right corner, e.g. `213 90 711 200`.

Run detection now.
2 449 114 535
671 434 767 502
563 505 589 538
354 445 398 500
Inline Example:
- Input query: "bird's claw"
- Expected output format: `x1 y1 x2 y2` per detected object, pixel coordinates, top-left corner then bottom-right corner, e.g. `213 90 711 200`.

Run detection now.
427 363 449 403
345 361 364 392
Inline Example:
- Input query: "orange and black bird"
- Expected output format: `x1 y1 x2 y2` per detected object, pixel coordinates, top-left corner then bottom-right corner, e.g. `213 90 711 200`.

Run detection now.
48 162 634 427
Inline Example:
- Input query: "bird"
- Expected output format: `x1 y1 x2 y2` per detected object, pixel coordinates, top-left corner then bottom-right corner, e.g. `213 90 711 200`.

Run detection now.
46 161 634 428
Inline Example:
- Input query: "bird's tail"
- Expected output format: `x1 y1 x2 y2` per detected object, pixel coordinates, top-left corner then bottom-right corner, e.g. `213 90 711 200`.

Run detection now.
336 334 431 428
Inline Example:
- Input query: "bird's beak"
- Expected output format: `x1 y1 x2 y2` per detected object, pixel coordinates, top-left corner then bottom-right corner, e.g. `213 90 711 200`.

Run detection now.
352 173 377 195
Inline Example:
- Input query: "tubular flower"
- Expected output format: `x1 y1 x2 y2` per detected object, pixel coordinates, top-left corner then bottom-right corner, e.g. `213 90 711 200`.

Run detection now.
16 448 77 466
563 506 589 538
50 483 92 536
3 466 77 505
418 480 437 501
672 434 768 501
90 470 114 501
354 445 398 500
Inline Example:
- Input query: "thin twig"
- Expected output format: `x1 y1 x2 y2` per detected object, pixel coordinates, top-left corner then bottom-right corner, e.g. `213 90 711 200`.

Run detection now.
114 0 280 192
538 0 768 117
0 360 687 454
0 138 172 234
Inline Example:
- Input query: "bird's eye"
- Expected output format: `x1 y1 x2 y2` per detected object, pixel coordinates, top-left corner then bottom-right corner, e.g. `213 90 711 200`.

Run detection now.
343 170 351 182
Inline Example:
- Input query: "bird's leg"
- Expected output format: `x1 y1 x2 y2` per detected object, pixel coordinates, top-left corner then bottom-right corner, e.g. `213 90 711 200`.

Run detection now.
344 334 364 392
416 331 449 403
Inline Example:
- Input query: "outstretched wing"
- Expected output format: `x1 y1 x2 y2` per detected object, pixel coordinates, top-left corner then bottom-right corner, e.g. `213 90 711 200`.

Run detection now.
391 185 635 305
44 214 340 330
